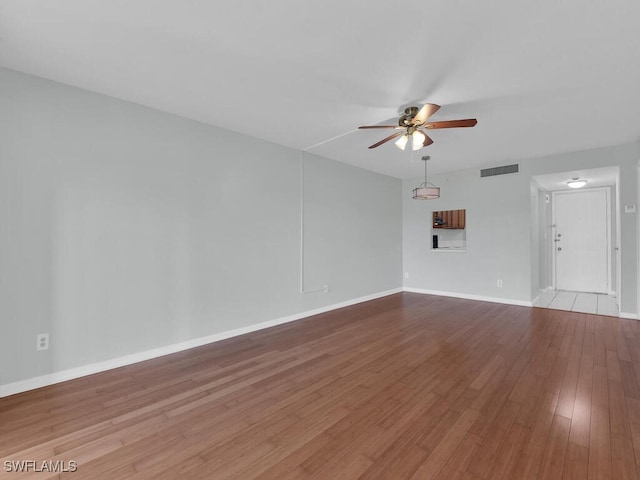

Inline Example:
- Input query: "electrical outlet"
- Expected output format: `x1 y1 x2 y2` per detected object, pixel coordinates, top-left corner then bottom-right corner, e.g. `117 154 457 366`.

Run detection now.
36 333 49 351
497 279 503 288
323 285 329 293
404 272 409 279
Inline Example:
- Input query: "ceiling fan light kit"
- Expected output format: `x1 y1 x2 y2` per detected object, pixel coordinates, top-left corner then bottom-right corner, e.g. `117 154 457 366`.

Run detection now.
395 134 409 150
394 130 425 151
359 103 477 151
413 156 440 200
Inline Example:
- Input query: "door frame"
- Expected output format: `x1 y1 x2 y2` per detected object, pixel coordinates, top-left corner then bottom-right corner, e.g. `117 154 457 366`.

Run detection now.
551 187 612 293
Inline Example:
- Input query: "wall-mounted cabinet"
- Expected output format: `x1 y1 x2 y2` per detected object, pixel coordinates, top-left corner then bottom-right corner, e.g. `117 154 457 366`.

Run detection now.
432 209 466 229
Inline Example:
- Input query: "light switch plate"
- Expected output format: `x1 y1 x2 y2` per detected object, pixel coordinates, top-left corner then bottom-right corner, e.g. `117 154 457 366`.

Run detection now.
624 205 636 213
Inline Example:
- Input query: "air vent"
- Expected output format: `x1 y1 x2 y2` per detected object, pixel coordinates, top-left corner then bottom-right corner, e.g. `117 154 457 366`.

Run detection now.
480 164 519 178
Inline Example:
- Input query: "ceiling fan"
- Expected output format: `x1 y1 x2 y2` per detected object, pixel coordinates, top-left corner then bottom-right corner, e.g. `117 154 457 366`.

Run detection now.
358 103 477 150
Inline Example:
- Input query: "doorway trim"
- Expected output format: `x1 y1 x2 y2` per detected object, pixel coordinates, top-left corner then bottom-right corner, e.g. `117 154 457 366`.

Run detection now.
551 186 612 294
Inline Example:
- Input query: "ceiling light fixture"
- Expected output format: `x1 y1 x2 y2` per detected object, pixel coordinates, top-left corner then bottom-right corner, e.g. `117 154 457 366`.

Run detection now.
566 177 587 189
413 156 440 200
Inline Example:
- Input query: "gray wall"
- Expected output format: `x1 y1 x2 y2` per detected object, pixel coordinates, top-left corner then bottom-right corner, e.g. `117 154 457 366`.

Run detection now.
0 68 402 386
403 166 532 302
403 143 638 312
537 186 552 291
530 181 540 299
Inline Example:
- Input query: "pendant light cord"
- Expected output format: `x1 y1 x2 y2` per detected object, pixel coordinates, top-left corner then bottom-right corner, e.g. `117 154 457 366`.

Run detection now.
422 155 430 185
424 156 427 182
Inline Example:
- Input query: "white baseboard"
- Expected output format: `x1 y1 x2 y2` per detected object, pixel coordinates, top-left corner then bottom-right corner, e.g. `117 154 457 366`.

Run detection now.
0 287 402 398
403 287 533 307
620 312 639 320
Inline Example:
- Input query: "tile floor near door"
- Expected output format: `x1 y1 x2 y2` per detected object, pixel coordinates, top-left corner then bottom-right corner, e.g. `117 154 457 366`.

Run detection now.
533 290 619 316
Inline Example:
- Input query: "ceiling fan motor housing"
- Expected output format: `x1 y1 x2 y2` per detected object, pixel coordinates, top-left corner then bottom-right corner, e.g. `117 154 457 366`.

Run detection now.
399 106 420 126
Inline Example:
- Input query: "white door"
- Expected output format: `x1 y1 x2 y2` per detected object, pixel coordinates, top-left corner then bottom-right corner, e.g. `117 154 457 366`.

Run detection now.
553 188 610 293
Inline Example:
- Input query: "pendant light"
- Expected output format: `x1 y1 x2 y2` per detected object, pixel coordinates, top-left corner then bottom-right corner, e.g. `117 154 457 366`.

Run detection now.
413 155 440 200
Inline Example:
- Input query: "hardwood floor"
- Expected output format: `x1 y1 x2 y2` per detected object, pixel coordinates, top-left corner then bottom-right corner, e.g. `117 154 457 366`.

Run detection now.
2 292 640 479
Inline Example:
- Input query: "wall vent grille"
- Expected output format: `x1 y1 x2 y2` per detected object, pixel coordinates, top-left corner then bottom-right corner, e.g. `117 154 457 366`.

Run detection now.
480 164 519 178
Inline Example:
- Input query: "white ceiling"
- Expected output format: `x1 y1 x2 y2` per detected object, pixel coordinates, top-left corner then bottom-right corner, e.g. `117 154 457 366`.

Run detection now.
1 1 639 178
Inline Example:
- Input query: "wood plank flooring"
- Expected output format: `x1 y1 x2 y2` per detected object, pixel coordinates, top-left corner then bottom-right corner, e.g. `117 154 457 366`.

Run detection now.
2 292 640 479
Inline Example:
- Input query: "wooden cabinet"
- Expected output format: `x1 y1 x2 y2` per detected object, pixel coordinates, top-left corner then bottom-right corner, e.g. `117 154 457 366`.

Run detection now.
433 209 465 229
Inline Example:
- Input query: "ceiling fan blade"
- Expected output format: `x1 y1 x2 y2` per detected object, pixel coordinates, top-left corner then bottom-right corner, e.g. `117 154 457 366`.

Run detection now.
412 103 441 125
424 119 478 129
422 132 434 147
369 131 404 149
358 125 400 129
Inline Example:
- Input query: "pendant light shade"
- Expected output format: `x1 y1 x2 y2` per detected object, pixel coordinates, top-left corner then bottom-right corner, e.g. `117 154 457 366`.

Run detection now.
413 156 440 200
413 185 440 199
